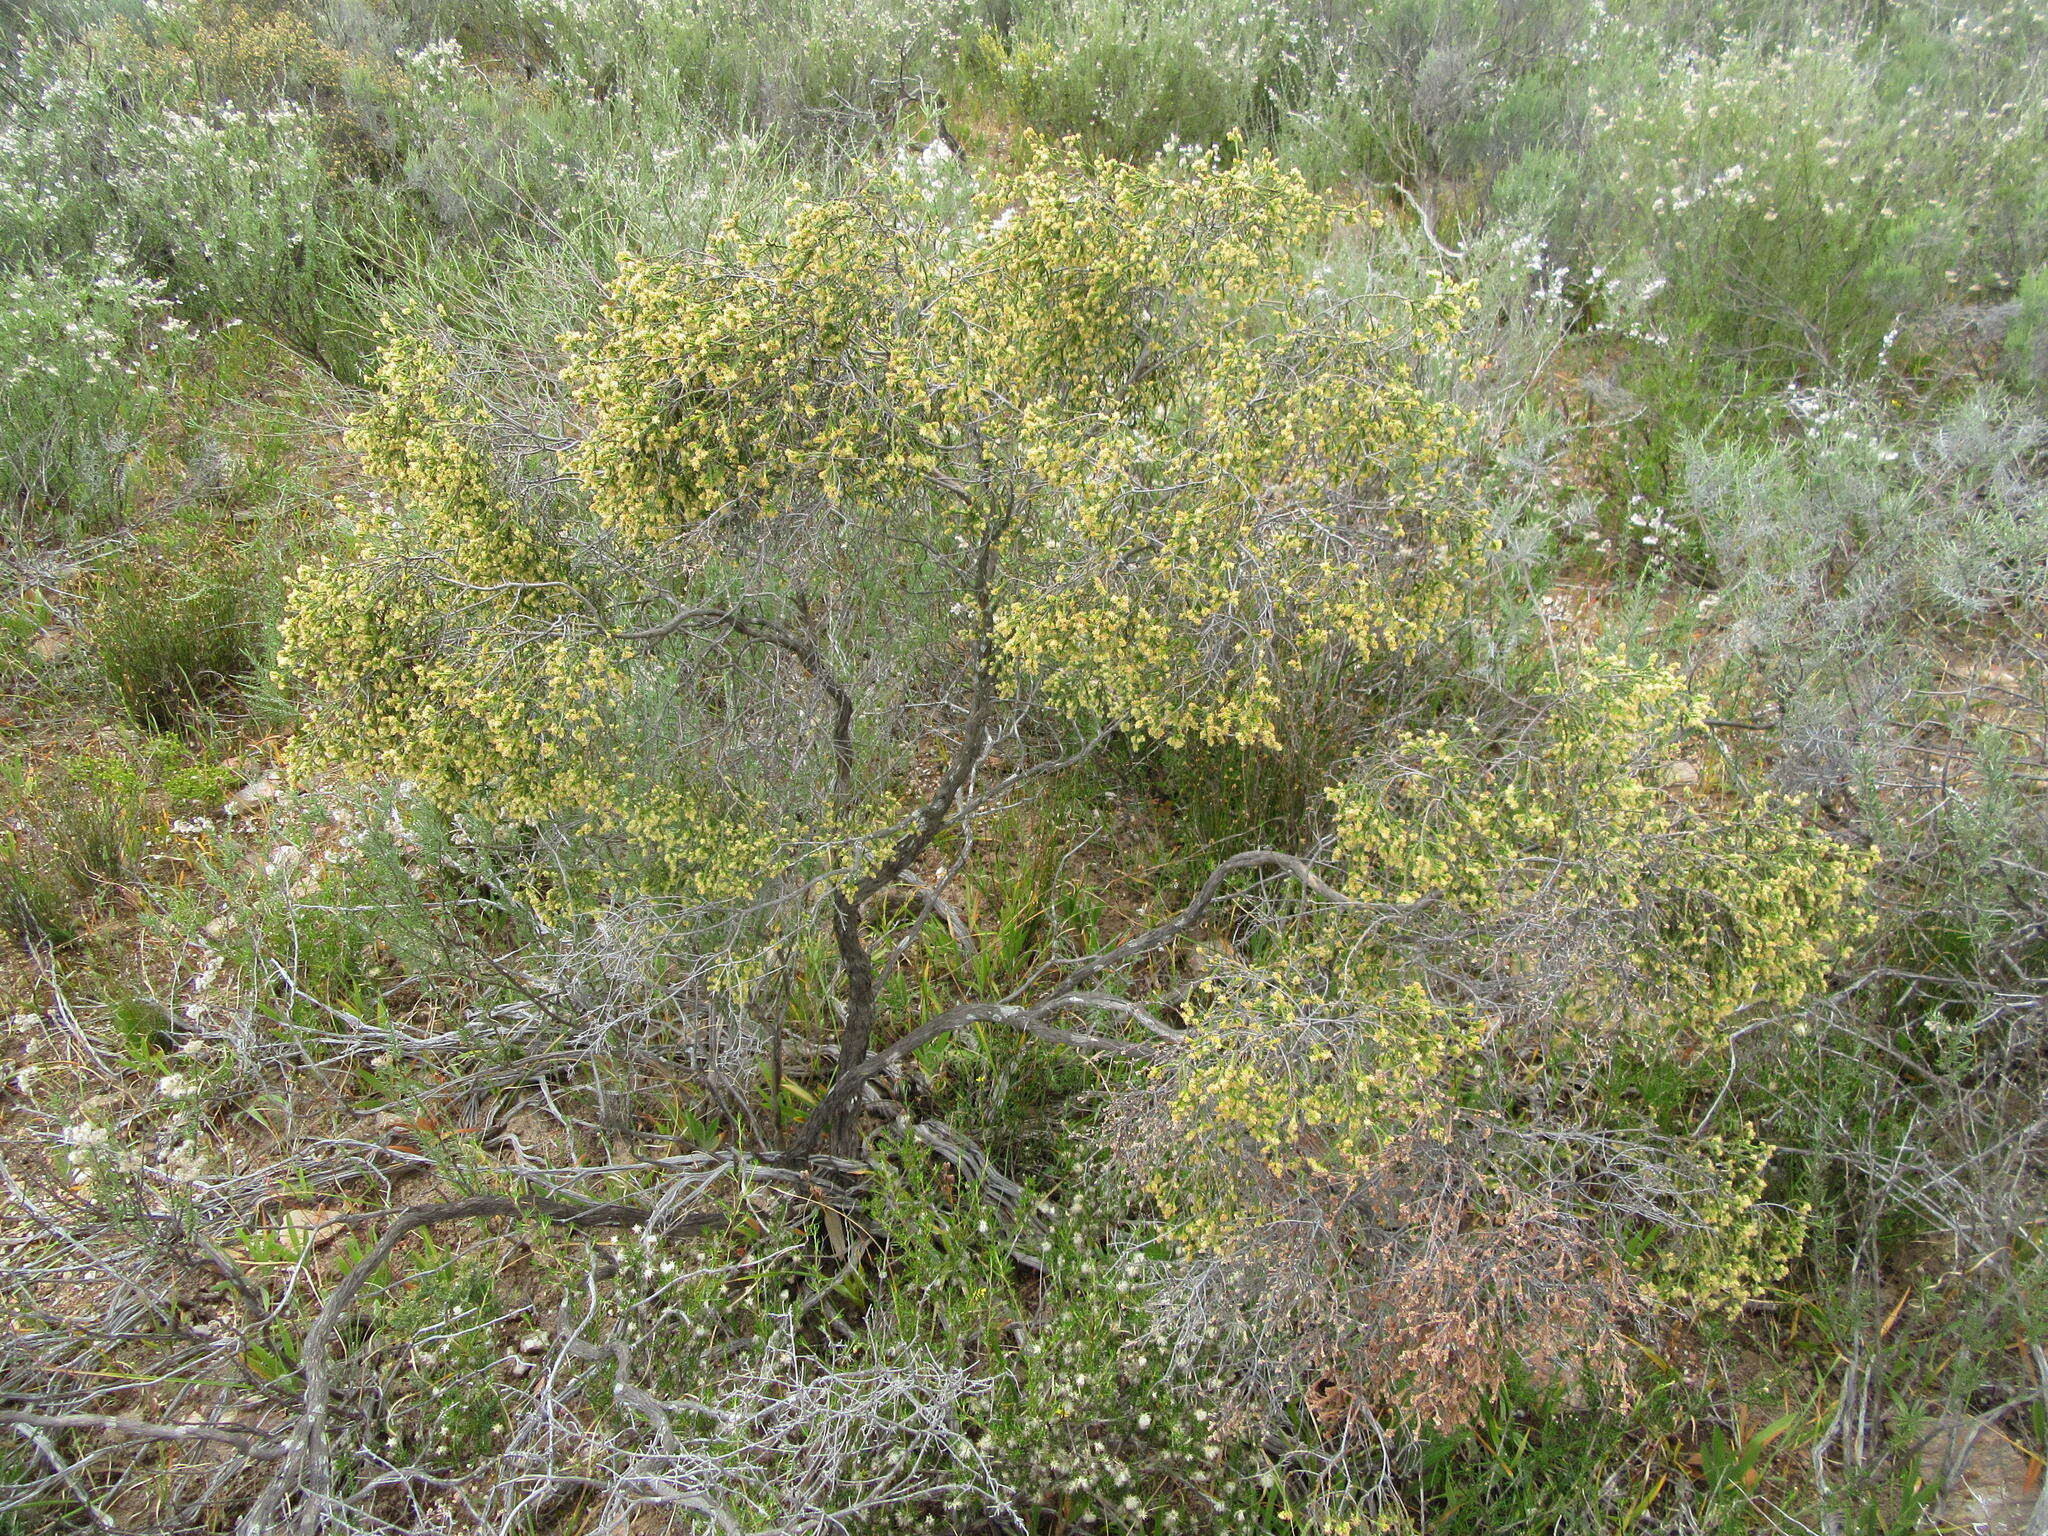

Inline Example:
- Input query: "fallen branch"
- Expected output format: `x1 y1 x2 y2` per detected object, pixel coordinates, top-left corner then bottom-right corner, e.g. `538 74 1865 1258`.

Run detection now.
236 1192 726 1536
0 1410 286 1460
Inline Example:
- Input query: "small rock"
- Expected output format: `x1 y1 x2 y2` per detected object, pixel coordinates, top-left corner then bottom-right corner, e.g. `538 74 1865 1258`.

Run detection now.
271 1207 343 1254
224 775 281 816
1921 1413 2042 1535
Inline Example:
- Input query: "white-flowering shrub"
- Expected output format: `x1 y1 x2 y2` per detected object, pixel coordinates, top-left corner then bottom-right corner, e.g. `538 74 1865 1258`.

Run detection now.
0 255 185 529
1564 29 2048 371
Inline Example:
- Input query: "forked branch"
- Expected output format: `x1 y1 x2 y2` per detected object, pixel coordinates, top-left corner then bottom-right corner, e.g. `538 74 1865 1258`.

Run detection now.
786 849 1354 1158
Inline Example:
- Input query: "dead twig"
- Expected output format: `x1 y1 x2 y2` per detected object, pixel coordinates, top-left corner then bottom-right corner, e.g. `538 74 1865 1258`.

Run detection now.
0 1410 287 1461
236 1192 728 1536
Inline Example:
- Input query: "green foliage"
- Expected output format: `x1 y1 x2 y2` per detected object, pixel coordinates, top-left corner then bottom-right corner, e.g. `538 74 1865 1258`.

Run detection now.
280 144 1480 903
1561 33 2042 372
107 995 179 1062
3 749 154 904
360 1241 520 1468
1124 648 1873 1428
92 515 266 731
0 3 383 375
0 257 185 533
1405 1385 1677 1535
0 734 236 947
0 841 78 949
2010 265 2048 391
950 0 1313 162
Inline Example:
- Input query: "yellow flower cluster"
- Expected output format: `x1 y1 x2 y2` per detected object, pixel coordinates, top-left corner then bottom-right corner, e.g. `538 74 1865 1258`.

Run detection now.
1327 649 1877 1034
1640 1127 1810 1316
560 198 921 544
561 138 1480 752
1136 650 1874 1338
1147 951 1487 1252
276 332 779 902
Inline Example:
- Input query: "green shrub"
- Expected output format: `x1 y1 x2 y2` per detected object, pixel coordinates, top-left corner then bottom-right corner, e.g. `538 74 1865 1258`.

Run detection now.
92 518 264 731
0 731 244 948
2008 265 2048 391
0 257 185 534
1540 31 2048 377
0 837 79 949
1 10 382 374
1684 386 2048 795
950 0 1301 162
519 0 975 139
0 590 59 692
0 745 166 943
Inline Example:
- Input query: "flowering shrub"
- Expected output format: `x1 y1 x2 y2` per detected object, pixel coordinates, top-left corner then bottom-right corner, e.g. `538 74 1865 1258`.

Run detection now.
0 255 184 528
282 142 1480 900
1572 31 2048 370
17 4 2044 1528
1121 650 1875 1427
1688 386 2048 647
0 8 370 368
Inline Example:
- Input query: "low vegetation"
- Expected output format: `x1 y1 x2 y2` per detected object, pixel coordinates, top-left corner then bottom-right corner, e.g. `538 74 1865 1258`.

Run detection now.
2 1 2044 1532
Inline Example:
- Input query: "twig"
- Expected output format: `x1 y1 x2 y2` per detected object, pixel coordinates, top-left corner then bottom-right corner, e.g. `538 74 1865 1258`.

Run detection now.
2023 1344 2048 1536
11 1424 117 1530
0 1410 286 1460
1380 180 1464 262
237 1193 727 1535
787 848 1353 1157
